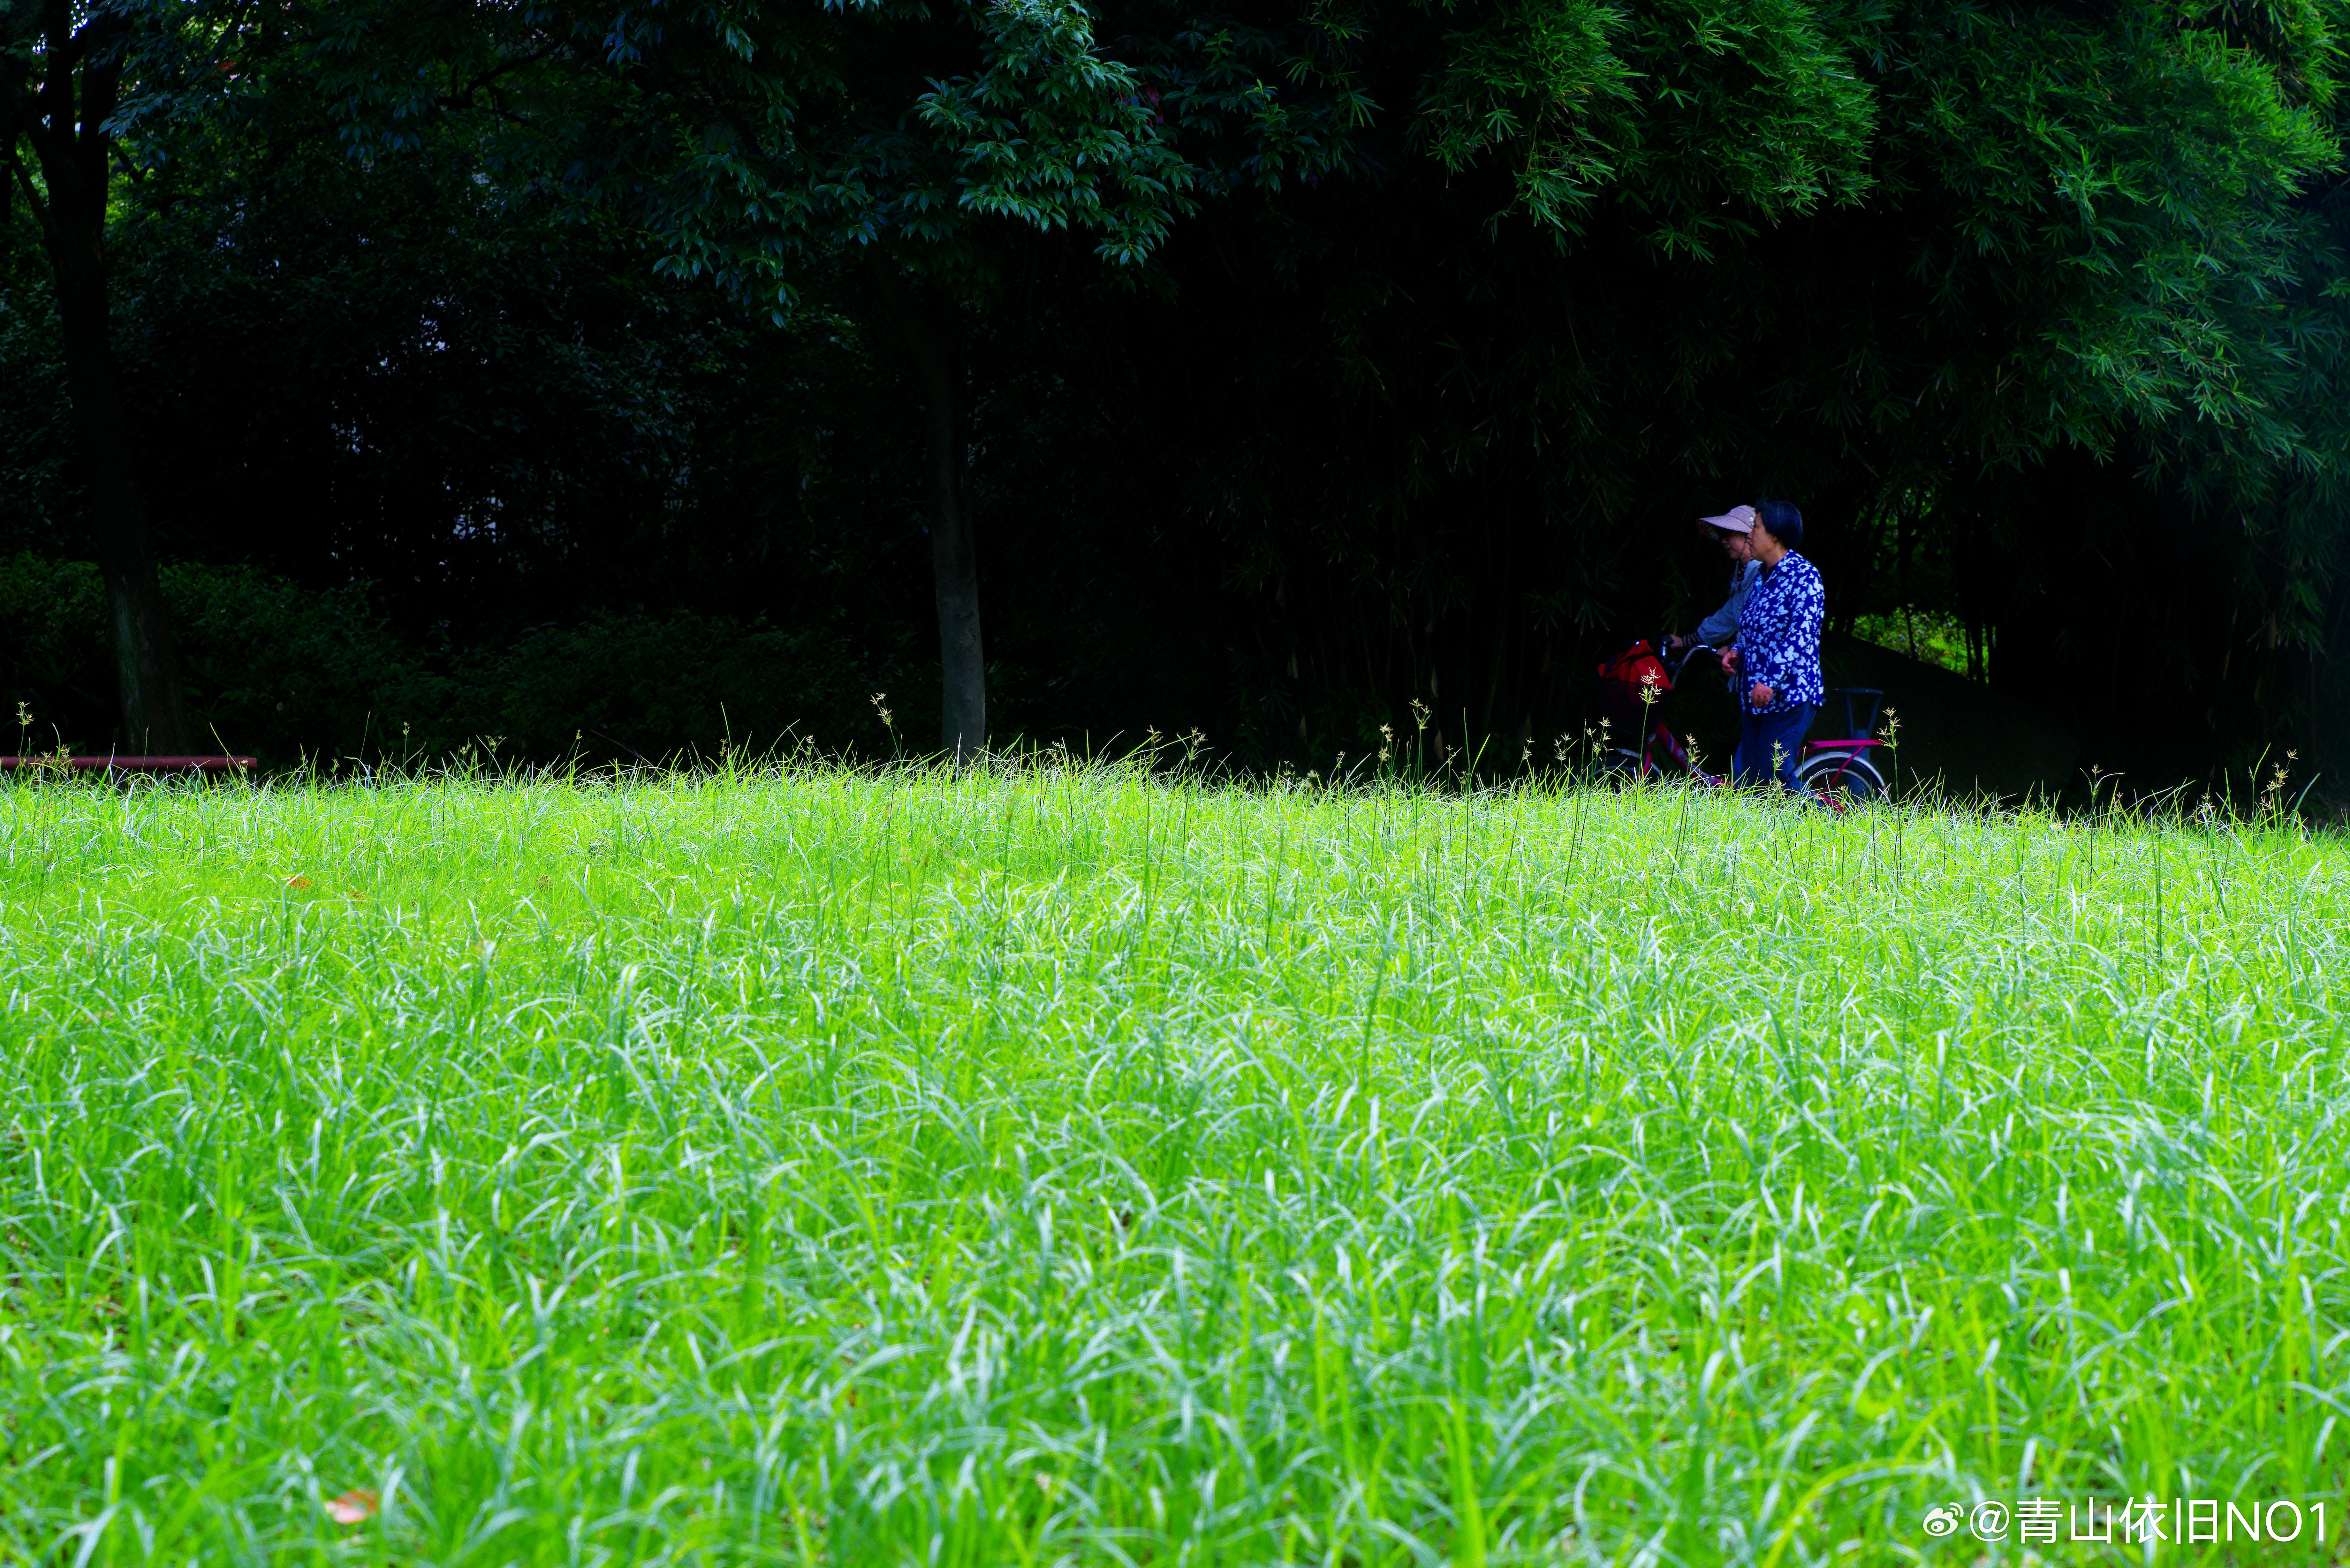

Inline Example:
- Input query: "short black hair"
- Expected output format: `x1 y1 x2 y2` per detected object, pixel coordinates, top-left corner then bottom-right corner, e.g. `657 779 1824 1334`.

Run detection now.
1755 498 1804 550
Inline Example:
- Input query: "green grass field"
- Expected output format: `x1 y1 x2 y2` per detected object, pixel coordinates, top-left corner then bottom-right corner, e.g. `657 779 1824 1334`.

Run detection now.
1 766 2344 1565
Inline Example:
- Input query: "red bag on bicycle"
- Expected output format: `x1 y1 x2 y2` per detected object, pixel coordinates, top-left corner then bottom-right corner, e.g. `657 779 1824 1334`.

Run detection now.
1595 641 1672 731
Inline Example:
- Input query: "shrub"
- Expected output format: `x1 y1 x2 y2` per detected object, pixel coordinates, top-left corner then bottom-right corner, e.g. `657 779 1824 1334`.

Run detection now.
0 554 873 768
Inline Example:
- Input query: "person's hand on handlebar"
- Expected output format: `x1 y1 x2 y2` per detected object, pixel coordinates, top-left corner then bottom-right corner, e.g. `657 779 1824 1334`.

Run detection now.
1665 633 1691 651
1721 647 1741 678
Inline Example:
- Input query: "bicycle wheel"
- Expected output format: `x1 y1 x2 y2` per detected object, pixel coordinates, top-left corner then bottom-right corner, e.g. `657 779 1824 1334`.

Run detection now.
1593 749 1646 787
1796 749 1885 803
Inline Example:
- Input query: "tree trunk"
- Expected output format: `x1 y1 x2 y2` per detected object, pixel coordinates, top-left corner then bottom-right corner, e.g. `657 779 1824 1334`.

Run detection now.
7 18 195 755
873 260 986 762
2315 526 2350 805
44 227 193 753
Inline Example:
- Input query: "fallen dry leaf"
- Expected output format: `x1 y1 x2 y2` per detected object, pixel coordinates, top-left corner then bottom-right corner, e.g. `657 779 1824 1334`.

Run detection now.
285 876 313 890
325 1488 379 1525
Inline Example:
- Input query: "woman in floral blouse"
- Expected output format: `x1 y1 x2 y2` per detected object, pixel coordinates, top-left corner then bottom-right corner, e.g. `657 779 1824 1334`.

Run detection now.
1723 500 1824 790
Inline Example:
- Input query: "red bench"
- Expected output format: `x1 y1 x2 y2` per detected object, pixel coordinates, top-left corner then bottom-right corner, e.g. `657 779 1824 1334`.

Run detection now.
1 755 256 774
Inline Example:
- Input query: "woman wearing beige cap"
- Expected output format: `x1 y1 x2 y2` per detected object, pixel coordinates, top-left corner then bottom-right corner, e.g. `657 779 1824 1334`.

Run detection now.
1666 505 1761 653
1723 499 1825 790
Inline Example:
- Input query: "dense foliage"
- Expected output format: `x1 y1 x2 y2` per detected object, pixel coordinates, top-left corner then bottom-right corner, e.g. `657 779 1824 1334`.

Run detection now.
5 0 2349 796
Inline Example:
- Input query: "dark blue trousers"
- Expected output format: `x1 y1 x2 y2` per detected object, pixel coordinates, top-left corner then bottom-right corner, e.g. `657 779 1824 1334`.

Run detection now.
1736 704 1816 791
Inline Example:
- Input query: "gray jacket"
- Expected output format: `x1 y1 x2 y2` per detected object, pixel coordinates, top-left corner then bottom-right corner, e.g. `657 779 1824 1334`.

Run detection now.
1694 559 1763 646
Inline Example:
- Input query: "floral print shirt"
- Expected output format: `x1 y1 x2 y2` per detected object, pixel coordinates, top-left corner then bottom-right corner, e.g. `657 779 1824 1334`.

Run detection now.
1734 551 1825 714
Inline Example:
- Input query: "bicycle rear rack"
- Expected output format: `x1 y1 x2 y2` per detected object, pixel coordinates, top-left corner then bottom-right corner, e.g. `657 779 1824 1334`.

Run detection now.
1828 687 1883 742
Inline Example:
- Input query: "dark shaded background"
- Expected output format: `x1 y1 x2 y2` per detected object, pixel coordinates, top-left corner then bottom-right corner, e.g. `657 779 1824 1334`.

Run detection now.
4 130 2346 805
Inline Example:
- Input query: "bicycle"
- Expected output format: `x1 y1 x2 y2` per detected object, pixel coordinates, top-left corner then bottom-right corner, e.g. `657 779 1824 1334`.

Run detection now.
1792 686 1891 802
1593 637 1891 802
